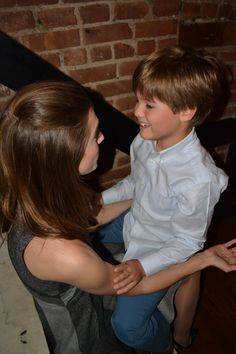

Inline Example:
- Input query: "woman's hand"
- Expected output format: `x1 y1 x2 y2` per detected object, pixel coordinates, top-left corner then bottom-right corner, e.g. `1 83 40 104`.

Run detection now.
113 259 145 294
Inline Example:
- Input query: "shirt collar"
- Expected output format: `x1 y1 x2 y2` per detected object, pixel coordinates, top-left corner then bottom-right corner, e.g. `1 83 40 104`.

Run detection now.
151 128 197 157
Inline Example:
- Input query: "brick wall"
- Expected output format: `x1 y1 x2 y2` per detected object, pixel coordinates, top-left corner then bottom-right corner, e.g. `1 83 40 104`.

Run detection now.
0 0 236 187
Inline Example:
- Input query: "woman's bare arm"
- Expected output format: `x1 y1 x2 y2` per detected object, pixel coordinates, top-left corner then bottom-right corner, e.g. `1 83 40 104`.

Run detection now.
59 239 236 296
96 199 132 225
25 236 236 296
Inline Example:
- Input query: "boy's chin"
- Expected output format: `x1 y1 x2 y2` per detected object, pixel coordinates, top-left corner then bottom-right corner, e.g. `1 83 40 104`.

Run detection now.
139 131 156 141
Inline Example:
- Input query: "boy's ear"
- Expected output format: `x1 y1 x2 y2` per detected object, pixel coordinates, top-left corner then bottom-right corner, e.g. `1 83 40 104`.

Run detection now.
179 107 197 122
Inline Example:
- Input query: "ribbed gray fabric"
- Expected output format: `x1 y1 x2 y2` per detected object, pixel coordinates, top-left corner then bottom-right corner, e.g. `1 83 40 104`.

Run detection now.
7 224 135 354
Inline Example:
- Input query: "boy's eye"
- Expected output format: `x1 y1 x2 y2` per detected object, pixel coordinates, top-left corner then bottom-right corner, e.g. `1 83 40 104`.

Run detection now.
146 102 154 109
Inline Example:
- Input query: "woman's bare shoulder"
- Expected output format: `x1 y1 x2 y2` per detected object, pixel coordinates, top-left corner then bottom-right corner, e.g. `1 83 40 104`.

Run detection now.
24 236 114 294
24 237 96 280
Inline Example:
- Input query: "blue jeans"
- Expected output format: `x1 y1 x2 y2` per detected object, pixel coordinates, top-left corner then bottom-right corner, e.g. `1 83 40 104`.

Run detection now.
99 213 171 352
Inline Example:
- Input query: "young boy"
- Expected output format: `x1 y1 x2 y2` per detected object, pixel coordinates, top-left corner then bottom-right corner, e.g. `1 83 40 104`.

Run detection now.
99 46 229 353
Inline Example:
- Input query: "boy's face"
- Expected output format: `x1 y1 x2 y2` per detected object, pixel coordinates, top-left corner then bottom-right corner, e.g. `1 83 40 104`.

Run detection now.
134 91 192 151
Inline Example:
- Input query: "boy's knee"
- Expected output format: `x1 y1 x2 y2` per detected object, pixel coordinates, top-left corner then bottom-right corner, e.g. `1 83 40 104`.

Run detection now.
111 313 142 347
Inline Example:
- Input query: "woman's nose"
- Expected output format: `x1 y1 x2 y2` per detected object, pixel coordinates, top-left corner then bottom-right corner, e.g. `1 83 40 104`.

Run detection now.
98 132 104 144
134 102 143 118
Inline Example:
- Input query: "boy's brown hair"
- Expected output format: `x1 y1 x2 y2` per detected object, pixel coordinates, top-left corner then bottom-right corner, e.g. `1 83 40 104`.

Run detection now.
133 45 229 125
0 81 96 242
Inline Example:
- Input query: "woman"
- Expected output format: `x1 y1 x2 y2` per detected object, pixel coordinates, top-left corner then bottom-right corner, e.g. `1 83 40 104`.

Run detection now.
0 81 235 354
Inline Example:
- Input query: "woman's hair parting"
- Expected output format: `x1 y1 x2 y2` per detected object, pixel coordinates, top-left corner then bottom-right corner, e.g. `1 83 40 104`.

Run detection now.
133 45 231 125
0 80 96 241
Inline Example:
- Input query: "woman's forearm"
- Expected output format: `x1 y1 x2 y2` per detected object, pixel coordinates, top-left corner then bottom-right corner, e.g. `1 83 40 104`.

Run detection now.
96 199 132 225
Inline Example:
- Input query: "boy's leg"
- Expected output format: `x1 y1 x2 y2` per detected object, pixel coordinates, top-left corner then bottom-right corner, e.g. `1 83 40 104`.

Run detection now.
173 271 201 347
98 211 127 244
112 290 171 353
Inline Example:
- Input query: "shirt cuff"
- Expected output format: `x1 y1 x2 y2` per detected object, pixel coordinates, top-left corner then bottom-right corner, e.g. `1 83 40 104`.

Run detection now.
140 258 166 276
102 188 120 204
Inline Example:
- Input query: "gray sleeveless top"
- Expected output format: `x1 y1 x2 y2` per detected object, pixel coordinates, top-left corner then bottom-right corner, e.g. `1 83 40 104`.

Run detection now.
7 224 135 354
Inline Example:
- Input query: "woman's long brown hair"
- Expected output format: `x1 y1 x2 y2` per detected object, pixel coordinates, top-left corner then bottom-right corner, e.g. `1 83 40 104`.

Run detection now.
0 81 96 242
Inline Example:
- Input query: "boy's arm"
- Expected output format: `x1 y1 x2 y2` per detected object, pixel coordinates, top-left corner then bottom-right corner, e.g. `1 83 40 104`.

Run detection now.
132 183 219 276
102 175 135 204
128 240 236 295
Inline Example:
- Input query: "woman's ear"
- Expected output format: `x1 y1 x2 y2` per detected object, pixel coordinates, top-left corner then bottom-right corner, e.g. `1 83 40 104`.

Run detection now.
179 107 197 123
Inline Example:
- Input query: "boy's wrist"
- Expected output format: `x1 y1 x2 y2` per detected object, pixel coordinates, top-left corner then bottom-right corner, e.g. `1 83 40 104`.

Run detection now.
189 251 212 271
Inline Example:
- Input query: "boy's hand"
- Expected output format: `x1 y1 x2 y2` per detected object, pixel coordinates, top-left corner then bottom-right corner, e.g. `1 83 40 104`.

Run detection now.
205 239 236 272
113 259 145 294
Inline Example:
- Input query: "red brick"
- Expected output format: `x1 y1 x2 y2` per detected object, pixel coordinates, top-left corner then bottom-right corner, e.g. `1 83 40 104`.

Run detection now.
219 4 234 19
40 52 61 68
96 79 132 98
0 0 16 7
114 1 149 20
179 22 236 47
136 20 177 38
69 64 116 84
21 0 57 4
182 2 201 20
137 40 155 55
158 37 177 49
20 29 80 51
20 33 45 52
90 46 112 62
80 4 109 24
64 0 99 2
0 11 35 33
38 7 77 28
153 0 180 17
201 3 218 19
221 51 236 62
115 95 136 112
0 0 57 6
84 23 132 45
64 48 87 66
114 43 135 59
119 60 140 77
222 22 236 45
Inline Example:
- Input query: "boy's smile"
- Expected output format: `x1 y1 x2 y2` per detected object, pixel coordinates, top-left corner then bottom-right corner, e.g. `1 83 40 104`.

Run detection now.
134 91 193 151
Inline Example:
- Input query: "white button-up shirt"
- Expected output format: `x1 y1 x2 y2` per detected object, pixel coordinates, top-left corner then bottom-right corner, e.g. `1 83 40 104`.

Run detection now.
102 129 228 276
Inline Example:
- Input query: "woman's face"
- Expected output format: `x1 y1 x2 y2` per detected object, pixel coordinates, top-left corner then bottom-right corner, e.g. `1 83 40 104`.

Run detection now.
78 108 104 175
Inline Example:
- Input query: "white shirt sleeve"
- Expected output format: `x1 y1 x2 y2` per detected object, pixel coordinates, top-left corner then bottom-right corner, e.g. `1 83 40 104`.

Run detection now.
139 182 215 275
